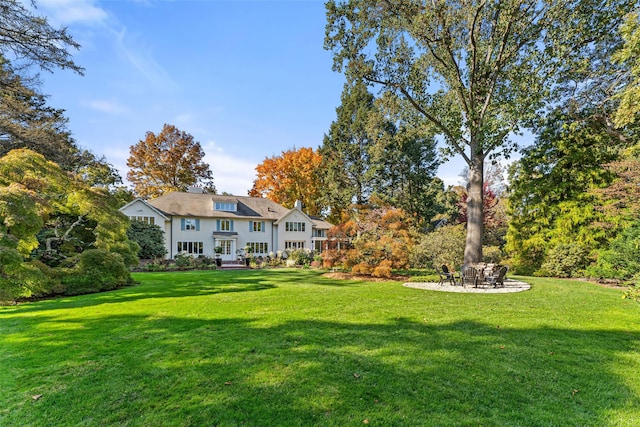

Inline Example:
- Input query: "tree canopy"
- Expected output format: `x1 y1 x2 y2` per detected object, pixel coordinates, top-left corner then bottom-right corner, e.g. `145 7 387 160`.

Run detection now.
325 0 634 264
127 124 215 199
250 147 324 216
320 81 443 226
0 149 138 301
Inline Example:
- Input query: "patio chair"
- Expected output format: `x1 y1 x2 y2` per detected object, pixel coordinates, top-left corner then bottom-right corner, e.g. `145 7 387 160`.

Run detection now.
460 266 478 288
438 265 458 286
485 265 508 288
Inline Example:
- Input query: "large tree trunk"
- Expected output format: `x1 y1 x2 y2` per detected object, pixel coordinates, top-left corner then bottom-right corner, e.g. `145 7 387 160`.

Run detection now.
464 155 484 265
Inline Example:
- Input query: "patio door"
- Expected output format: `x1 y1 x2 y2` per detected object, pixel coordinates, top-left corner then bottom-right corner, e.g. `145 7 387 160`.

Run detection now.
218 239 235 261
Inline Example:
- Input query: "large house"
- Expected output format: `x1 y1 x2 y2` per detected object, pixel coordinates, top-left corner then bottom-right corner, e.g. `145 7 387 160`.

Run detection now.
119 189 332 261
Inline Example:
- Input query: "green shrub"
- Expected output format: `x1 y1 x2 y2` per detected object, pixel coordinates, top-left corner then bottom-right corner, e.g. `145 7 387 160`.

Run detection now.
483 246 503 264
623 284 640 302
411 224 465 270
62 249 131 295
587 223 640 281
0 248 53 302
288 249 313 266
537 243 590 278
174 253 194 268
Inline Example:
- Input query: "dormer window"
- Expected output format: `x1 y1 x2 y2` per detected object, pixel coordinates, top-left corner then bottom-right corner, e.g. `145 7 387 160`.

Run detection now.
214 201 237 212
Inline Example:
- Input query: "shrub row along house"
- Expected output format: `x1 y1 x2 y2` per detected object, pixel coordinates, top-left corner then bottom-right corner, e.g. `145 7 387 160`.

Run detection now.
119 188 332 261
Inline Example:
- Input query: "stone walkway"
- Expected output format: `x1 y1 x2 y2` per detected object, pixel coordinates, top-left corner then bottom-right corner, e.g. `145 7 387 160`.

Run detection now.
403 278 531 293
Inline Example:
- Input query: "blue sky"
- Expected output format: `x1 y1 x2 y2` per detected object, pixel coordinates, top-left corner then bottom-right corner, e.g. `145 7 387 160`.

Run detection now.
33 0 467 195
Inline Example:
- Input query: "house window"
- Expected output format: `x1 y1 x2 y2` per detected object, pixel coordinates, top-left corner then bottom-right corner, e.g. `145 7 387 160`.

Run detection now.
177 241 203 255
250 221 265 232
313 229 325 238
285 241 305 250
214 202 237 212
219 220 233 231
285 221 306 232
130 216 155 225
247 242 268 254
181 218 200 231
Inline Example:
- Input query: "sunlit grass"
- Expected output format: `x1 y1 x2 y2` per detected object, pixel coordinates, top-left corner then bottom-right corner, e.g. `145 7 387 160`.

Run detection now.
1 269 639 426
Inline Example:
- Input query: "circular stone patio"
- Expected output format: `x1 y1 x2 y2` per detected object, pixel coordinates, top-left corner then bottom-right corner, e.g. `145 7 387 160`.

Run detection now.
403 278 531 293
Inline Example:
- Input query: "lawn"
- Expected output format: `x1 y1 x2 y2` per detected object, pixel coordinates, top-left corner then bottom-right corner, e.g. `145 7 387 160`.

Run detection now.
1 269 639 426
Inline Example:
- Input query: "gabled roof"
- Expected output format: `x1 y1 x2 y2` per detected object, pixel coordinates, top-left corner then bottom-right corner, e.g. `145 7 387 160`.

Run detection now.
310 216 333 230
119 198 170 220
145 192 290 220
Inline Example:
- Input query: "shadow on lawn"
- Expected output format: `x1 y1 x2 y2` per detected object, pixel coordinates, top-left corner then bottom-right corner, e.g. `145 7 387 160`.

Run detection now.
2 310 639 426
4 270 364 314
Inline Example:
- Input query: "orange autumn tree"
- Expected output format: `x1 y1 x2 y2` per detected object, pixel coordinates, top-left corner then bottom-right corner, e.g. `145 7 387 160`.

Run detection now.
127 124 215 199
323 206 417 278
250 147 324 215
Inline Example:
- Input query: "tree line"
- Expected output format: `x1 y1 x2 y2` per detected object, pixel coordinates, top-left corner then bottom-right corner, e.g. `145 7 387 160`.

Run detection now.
1 0 639 302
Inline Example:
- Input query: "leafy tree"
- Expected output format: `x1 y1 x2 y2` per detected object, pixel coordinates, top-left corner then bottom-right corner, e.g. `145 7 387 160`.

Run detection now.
322 206 417 276
0 149 138 301
369 94 443 228
1 55 122 190
0 0 83 77
127 124 215 198
321 81 443 225
611 11 640 128
127 220 167 260
249 147 324 215
325 0 633 265
505 111 619 274
457 181 507 247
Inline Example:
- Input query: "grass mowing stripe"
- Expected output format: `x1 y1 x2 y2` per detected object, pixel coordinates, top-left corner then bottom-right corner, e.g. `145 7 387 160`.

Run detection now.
1 269 639 426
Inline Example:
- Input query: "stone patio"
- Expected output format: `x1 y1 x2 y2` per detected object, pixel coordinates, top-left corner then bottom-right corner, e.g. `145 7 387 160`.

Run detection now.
403 278 531 293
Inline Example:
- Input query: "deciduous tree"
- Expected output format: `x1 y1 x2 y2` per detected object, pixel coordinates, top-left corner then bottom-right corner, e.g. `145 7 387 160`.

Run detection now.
0 149 138 301
325 0 633 265
250 147 324 215
127 124 215 198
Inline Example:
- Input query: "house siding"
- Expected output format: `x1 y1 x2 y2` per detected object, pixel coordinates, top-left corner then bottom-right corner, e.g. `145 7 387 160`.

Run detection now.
119 194 331 260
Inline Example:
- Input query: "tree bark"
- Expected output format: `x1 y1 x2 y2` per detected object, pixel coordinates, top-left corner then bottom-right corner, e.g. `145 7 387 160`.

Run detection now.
464 153 484 265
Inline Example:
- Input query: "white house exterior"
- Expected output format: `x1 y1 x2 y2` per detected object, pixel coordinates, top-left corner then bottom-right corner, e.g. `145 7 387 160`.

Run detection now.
119 190 332 261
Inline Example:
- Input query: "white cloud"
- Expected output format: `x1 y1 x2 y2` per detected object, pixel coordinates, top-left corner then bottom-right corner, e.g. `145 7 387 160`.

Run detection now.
85 98 129 115
203 141 256 196
36 0 109 26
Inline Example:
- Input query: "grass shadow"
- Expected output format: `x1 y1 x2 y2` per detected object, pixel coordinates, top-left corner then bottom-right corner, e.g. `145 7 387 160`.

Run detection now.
2 309 639 426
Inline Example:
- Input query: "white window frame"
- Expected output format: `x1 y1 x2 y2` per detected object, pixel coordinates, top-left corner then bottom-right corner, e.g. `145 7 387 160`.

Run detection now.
177 241 204 255
285 241 305 250
285 221 306 232
214 202 237 212
130 216 155 225
247 242 268 254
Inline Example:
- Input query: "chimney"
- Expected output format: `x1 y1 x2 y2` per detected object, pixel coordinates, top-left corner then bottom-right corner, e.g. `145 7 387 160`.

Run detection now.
294 200 302 210
186 186 204 194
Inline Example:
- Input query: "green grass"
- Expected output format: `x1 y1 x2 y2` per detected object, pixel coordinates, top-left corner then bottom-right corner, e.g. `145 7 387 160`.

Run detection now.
1 269 639 426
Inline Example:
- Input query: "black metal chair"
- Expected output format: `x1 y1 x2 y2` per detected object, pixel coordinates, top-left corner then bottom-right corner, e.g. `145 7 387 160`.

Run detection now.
438 265 458 286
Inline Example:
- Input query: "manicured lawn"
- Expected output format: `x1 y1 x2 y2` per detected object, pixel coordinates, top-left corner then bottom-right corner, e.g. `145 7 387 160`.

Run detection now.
1 269 639 426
